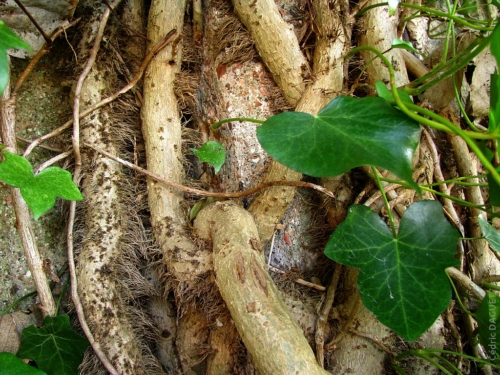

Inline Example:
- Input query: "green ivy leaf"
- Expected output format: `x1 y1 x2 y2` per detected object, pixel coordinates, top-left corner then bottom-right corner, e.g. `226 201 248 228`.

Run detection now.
257 96 421 191
325 201 460 342
391 38 420 55
190 141 226 174
0 21 31 95
0 152 83 220
478 215 500 252
491 22 500 70
474 291 500 360
489 74 500 131
375 81 414 106
0 352 47 375
488 168 500 207
17 315 89 375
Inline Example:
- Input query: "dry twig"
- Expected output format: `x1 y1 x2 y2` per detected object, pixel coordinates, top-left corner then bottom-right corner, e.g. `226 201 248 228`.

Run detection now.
85 143 335 199
315 262 342 367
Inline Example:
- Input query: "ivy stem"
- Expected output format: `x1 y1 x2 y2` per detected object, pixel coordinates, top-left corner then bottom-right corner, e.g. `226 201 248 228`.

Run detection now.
482 281 500 291
446 271 474 315
356 2 494 31
371 166 397 237
347 45 500 187
396 348 500 369
211 117 264 130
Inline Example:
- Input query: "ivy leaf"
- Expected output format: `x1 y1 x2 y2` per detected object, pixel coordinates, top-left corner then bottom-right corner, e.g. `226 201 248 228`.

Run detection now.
489 74 500 131
257 96 421 191
491 22 500 70
478 215 500 252
0 151 83 220
17 315 89 375
375 81 414 105
0 21 31 95
0 352 47 375
325 201 460 342
391 38 420 55
488 168 500 207
474 291 500 360
190 141 226 174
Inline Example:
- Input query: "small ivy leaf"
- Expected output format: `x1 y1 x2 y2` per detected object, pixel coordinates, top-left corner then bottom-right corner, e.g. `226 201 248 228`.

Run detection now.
474 291 500 360
0 152 83 220
478 215 500 252
0 352 47 375
257 96 421 192
489 74 500 131
17 315 89 375
375 81 413 106
391 37 420 55
0 21 31 95
388 0 399 15
190 141 226 174
325 201 460 342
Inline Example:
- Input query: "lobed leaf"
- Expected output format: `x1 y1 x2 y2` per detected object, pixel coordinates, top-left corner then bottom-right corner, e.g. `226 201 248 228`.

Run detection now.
17 315 89 375
257 96 421 191
325 201 460 341
0 152 82 220
489 73 500 131
488 168 500 207
190 141 226 173
0 21 31 95
478 214 500 252
0 352 47 375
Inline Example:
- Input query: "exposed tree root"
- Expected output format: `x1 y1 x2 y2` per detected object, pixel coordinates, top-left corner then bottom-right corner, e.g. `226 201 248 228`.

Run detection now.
194 201 330 375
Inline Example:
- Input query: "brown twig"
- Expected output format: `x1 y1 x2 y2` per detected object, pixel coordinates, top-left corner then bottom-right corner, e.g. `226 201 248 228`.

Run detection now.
67 2 122 374
349 328 394 356
315 262 343 367
12 0 52 45
34 150 73 175
267 265 326 291
16 135 63 152
13 18 81 96
85 143 336 199
446 267 485 300
22 29 177 158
